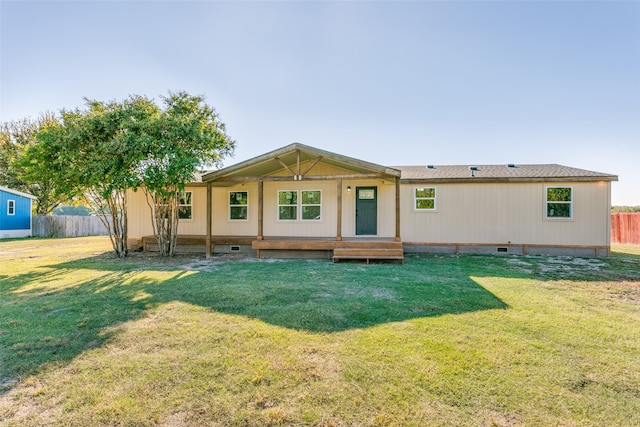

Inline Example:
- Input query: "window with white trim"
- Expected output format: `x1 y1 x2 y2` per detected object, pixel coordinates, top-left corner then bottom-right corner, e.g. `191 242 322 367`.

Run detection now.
277 190 322 221
178 191 192 220
278 191 298 220
229 191 248 220
546 187 572 219
7 200 15 216
414 187 436 210
301 190 321 220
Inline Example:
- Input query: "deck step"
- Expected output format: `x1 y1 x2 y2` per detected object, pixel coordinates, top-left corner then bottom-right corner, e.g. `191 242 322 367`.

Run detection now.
332 248 404 264
252 240 337 250
127 238 144 252
333 248 404 257
334 240 403 249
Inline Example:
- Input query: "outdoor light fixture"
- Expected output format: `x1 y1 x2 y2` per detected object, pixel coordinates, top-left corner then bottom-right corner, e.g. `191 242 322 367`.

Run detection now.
347 186 351 192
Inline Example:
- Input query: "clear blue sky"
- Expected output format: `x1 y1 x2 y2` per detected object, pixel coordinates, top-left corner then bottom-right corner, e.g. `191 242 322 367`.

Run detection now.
1 0 638 204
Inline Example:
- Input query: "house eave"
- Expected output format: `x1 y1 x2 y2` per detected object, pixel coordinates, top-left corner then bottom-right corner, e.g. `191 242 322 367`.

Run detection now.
400 176 619 185
203 143 401 183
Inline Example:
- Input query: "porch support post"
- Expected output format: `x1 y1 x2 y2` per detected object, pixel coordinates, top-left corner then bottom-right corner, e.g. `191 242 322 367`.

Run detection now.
336 179 342 241
257 180 264 240
206 182 212 258
395 176 401 241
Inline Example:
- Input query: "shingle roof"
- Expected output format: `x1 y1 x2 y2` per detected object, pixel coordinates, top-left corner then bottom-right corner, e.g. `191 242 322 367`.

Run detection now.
196 144 618 185
394 164 618 183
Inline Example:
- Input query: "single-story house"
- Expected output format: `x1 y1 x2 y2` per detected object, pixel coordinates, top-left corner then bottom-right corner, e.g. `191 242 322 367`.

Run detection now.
126 143 618 260
0 186 37 239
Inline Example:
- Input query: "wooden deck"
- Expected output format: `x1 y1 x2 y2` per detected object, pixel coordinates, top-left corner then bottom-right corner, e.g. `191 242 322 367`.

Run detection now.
253 237 404 263
132 235 404 263
133 235 255 252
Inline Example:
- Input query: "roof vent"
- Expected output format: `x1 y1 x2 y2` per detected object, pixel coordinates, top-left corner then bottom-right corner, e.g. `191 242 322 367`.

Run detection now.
469 166 478 177
507 163 516 168
426 165 435 169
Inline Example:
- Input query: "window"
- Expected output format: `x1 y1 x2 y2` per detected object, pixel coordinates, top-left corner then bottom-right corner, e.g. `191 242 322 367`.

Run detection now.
156 191 192 219
415 187 436 210
301 190 321 220
7 200 15 216
359 189 375 200
278 190 322 221
229 191 248 220
546 187 572 219
278 191 297 220
178 191 192 220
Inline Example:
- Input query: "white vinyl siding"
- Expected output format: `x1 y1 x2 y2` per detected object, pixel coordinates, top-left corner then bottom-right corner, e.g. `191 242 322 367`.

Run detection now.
401 182 609 246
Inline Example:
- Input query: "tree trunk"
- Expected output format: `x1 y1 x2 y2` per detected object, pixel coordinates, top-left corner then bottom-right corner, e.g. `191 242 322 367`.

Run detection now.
145 187 180 256
91 189 128 258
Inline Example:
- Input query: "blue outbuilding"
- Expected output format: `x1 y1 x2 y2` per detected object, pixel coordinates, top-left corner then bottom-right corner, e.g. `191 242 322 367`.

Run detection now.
0 186 37 238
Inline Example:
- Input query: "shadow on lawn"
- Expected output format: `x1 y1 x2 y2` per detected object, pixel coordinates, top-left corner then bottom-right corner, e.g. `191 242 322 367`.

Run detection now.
3 247 639 393
4 247 640 388
1 252 511 387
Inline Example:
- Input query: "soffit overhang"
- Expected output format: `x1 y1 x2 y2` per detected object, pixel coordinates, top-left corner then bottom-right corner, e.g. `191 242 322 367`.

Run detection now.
202 143 401 186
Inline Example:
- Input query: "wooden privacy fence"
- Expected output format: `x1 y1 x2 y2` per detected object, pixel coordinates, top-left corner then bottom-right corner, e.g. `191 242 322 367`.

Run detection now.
611 213 640 245
33 215 111 238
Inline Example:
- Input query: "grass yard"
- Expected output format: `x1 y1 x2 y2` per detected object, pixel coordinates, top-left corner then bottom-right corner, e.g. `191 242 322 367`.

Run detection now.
0 237 639 426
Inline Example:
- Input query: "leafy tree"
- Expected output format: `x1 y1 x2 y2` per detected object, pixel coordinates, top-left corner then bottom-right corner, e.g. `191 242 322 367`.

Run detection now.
0 114 66 214
27 96 157 257
24 91 233 257
136 91 234 256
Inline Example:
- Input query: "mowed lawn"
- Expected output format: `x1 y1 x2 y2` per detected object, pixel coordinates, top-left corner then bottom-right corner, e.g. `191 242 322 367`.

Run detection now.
1 238 639 426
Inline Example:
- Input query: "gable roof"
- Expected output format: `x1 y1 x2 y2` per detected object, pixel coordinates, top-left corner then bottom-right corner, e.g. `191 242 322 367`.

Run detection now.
203 143 401 185
0 186 37 199
396 164 618 183
196 143 617 185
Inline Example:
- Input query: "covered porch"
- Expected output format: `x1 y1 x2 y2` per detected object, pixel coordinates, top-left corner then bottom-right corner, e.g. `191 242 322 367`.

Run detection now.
201 143 403 261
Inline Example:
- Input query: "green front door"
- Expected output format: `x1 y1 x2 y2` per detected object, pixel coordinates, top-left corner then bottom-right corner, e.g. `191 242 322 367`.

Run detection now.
356 187 377 235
